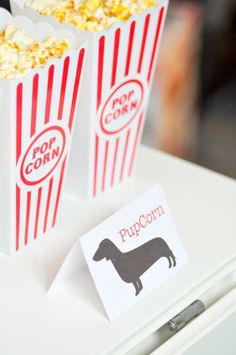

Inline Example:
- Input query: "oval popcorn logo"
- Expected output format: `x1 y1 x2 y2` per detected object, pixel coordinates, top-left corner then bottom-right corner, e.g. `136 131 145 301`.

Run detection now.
100 80 144 135
20 126 66 186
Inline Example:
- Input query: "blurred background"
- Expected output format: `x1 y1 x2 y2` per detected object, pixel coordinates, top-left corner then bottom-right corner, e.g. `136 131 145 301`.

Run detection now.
2 0 236 178
143 0 236 179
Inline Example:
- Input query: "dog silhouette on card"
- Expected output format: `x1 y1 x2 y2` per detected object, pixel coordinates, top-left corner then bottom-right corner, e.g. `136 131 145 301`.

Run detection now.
93 237 176 296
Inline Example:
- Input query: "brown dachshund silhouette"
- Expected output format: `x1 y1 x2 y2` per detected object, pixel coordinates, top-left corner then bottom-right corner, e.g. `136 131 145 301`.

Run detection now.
93 238 176 296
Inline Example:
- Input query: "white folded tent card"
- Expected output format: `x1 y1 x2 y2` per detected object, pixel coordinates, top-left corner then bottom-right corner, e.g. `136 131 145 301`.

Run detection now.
11 0 169 199
0 9 86 254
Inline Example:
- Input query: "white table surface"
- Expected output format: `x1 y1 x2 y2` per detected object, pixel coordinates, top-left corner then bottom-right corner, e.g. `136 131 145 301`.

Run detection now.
183 311 236 355
1 145 236 355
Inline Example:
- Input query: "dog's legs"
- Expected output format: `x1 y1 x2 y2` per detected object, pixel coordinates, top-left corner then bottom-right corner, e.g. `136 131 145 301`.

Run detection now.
167 256 172 268
133 279 143 296
133 281 140 296
170 252 176 267
167 251 176 268
137 278 143 293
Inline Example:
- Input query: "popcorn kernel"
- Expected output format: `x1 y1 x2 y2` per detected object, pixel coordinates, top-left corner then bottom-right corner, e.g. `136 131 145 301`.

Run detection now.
26 0 155 32
0 25 71 79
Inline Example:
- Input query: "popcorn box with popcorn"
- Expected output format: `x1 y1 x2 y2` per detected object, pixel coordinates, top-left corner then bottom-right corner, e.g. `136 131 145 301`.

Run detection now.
11 0 169 199
0 9 86 254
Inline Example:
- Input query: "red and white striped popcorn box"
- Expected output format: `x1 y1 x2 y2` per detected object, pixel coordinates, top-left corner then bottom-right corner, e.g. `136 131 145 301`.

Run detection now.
0 9 86 254
11 0 169 199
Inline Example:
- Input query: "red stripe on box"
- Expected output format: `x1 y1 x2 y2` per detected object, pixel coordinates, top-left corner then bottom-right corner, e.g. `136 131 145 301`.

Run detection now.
102 141 109 192
31 74 39 137
34 187 42 239
43 177 54 233
125 21 136 76
44 65 55 124
97 36 105 111
16 83 23 163
111 137 120 187
24 191 31 245
93 135 99 197
128 113 144 176
58 56 70 120
137 13 150 74
111 28 121 87
15 186 20 251
16 84 23 251
52 159 66 227
147 7 164 82
119 129 131 181
68 49 85 131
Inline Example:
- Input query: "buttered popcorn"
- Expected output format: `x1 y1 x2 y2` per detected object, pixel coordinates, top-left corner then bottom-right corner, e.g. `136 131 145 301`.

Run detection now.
26 0 155 32
0 24 71 79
